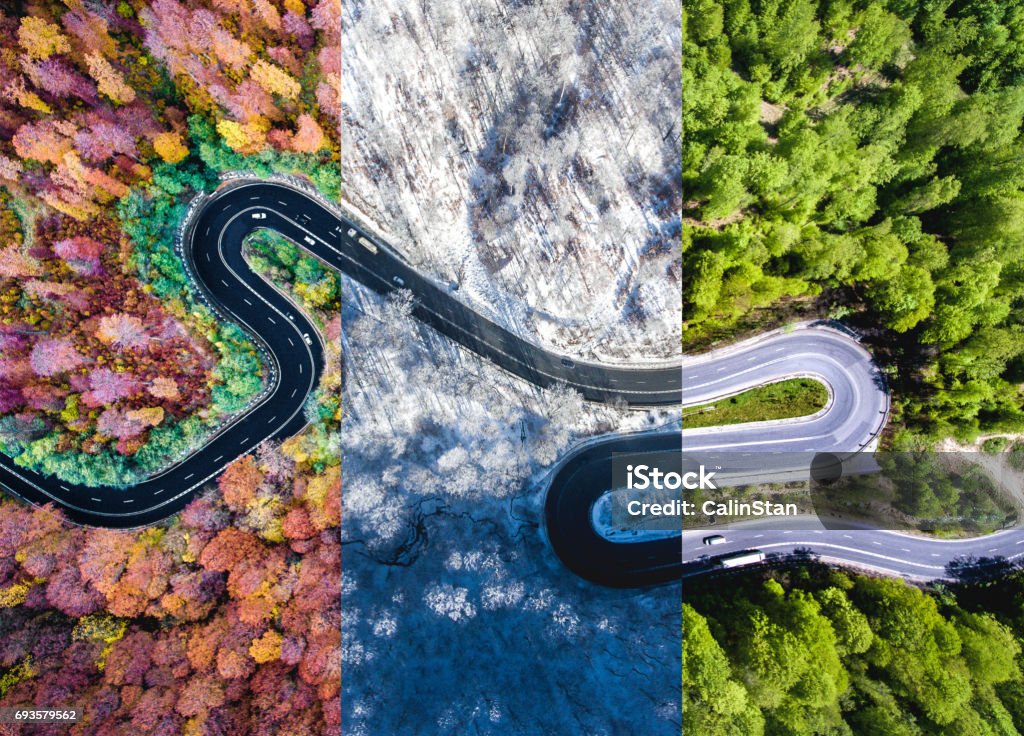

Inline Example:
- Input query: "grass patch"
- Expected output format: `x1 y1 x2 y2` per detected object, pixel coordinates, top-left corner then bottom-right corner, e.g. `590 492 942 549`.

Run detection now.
982 436 1011 455
683 378 828 429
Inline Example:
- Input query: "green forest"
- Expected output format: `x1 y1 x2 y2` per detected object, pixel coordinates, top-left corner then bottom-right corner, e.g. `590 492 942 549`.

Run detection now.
684 563 1024 735
682 0 1024 443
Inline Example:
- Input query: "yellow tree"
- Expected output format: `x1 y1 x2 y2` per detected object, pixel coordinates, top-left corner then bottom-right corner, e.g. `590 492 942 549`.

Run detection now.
250 59 301 101
153 132 190 164
84 52 136 105
18 17 71 60
217 118 269 154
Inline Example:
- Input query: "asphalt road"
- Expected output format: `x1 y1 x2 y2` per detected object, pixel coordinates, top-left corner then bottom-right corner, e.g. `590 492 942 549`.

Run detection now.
681 516 1024 581
544 324 894 586
6 178 1012 582
676 327 1024 581
681 327 889 454
0 181 331 526
0 179 681 526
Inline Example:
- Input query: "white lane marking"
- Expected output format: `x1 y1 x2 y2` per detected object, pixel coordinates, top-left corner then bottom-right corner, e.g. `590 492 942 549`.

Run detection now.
184 473 194 481
267 416 277 424
244 298 253 306
123 498 133 504
213 455 223 463
268 316 276 324
753 534 763 538
752 541 947 570
91 497 101 502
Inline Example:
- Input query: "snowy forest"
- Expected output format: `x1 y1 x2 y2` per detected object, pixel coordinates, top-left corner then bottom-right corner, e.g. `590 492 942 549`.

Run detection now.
343 0 683 362
340 0 683 732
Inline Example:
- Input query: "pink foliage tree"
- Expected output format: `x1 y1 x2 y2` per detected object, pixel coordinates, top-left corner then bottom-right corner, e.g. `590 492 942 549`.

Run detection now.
30 337 85 377
82 368 140 407
53 236 104 276
96 407 145 440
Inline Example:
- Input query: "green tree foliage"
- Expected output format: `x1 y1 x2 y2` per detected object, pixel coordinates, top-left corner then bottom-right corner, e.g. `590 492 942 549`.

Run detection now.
683 604 764 734
684 566 1024 734
683 0 1024 441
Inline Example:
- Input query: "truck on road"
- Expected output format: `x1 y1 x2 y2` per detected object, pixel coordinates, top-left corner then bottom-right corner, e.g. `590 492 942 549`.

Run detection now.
713 550 766 569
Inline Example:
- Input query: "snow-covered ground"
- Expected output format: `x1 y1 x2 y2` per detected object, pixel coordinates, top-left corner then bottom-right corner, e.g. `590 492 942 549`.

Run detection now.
341 1 681 729
342 0 681 362
340 281 681 733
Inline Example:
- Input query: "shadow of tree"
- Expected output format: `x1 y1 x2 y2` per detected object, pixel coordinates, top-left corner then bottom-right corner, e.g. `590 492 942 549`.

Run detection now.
946 555 1019 584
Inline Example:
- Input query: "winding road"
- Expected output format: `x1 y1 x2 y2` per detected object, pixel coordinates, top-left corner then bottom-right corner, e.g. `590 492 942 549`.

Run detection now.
677 329 1024 581
545 324 892 586
547 323 1024 586
3 178 1020 585
0 178 679 527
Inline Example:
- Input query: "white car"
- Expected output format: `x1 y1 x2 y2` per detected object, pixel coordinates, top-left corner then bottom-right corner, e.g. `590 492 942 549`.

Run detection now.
302 333 313 346
347 228 357 237
303 235 315 246
703 534 727 546
251 212 266 220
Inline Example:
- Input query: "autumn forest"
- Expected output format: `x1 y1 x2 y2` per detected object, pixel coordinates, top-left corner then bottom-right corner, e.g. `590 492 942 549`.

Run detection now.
0 1 340 732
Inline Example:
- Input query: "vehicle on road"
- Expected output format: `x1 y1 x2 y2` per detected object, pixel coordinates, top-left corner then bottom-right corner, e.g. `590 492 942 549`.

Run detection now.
392 276 405 287
251 212 266 220
303 235 315 246
347 228 357 237
561 357 575 368
358 236 378 254
702 534 726 546
302 333 313 346
713 550 766 569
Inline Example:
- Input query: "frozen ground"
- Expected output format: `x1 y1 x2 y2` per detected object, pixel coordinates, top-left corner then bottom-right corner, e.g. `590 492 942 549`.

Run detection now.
342 0 682 362
340 281 681 734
